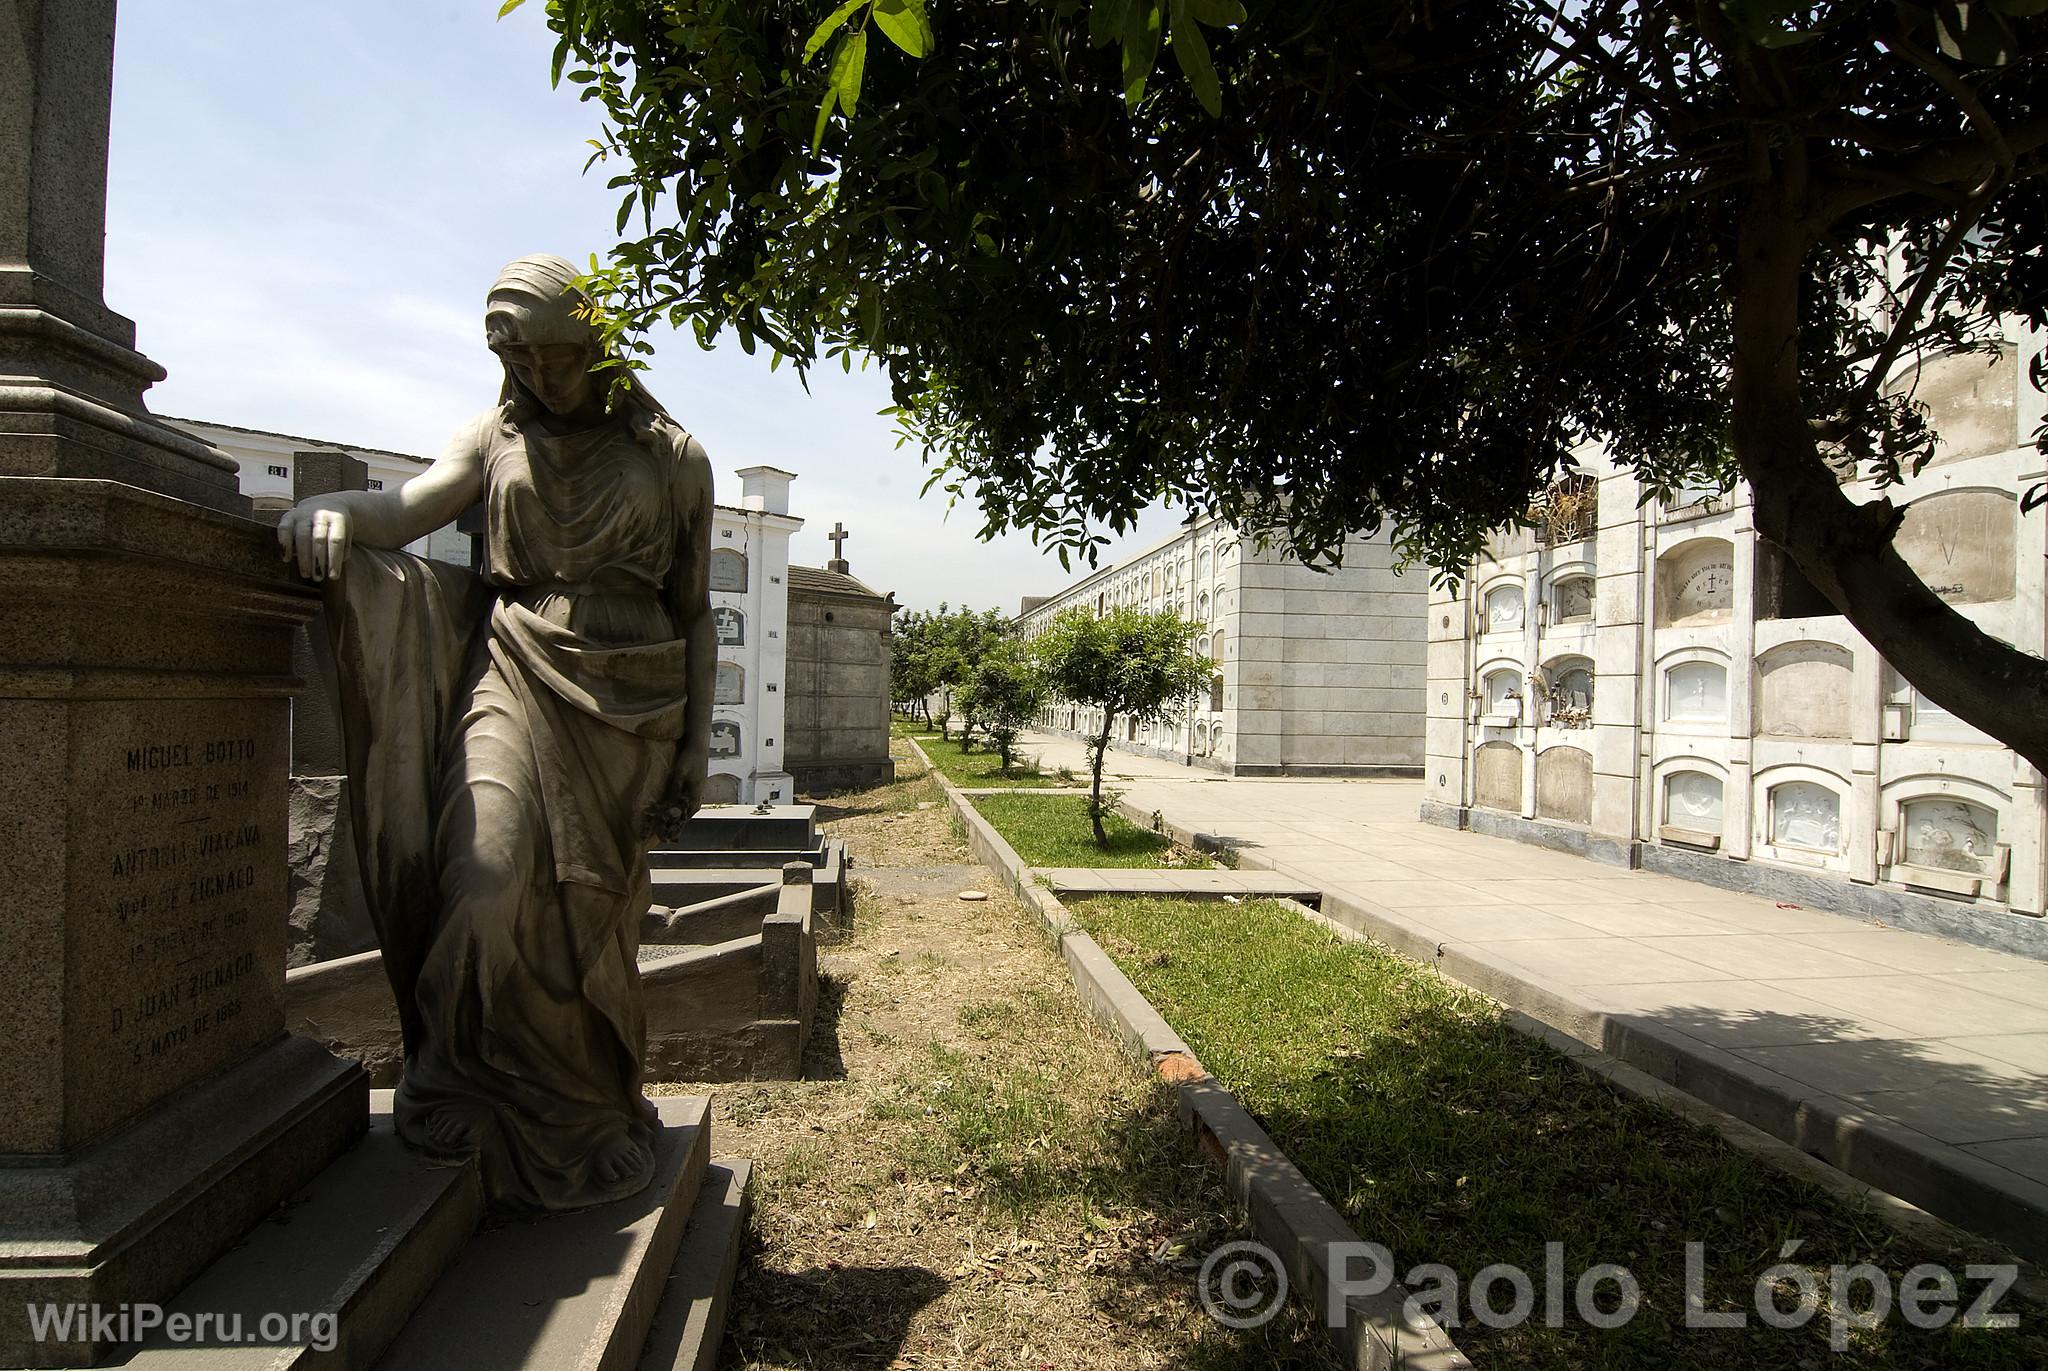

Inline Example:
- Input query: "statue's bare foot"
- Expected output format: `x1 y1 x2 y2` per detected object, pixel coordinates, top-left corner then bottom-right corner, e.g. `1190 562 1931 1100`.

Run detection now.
593 1130 653 1190
424 1103 488 1157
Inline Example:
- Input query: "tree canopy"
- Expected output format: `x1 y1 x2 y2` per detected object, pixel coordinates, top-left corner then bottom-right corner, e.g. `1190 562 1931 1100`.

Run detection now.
532 0 2048 771
955 637 1048 769
1035 606 1208 844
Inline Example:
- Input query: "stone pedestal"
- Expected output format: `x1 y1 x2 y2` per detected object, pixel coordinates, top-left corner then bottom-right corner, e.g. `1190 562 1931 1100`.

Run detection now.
0 480 369 1366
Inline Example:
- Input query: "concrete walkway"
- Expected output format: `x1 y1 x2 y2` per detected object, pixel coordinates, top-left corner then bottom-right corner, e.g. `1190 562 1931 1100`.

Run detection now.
1011 729 2048 1260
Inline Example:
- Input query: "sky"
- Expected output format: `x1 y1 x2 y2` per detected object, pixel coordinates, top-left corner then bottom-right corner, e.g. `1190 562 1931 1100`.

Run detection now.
102 1 1184 615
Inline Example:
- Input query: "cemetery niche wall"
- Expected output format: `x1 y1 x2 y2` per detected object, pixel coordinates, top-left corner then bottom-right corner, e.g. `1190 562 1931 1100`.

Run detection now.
1015 514 1428 775
1423 339 2048 960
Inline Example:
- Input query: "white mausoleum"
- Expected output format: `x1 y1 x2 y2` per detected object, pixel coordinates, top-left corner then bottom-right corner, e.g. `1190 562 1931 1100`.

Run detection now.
1422 340 2048 958
1015 516 1427 775
179 419 802 805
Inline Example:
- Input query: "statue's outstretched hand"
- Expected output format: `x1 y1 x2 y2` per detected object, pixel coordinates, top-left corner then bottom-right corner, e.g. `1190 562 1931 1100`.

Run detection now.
277 498 355 582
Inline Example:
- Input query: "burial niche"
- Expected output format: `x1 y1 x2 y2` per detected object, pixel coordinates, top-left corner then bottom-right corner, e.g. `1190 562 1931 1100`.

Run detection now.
715 661 746 705
713 605 745 646
1663 770 1725 840
709 719 742 758
1482 583 1525 634
709 547 748 592
1481 667 1524 721
700 772 742 804
1756 642 1852 738
1900 797 2000 875
1755 543 1835 620
1656 539 1735 625
1769 780 1841 853
1535 746 1593 824
1541 657 1593 727
1473 741 1523 812
1552 575 1594 624
1893 488 2017 605
1665 659 1728 721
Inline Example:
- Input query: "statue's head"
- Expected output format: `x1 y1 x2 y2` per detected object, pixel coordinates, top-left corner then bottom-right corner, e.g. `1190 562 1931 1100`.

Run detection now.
486 254 602 419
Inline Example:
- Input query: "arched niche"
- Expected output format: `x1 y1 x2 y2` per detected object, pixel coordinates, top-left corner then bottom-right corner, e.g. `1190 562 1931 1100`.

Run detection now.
709 547 749 593
1539 656 1593 727
1899 797 2001 876
708 719 742 758
1663 658 1728 722
1766 778 1843 855
1534 746 1592 824
1481 582 1525 634
1480 665 1524 720
1755 642 1852 738
1473 741 1523 812
714 662 746 705
1662 769 1725 839
1656 538 1735 625
1550 573 1595 624
713 605 746 646
700 772 742 804
1894 488 2017 605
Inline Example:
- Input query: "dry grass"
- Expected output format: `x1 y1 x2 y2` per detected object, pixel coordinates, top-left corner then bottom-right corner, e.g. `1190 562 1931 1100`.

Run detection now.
655 735 1340 1371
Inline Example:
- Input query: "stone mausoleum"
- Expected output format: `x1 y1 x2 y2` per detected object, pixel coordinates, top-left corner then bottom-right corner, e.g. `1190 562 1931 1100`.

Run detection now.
1423 339 2048 957
1015 515 1427 775
784 531 896 793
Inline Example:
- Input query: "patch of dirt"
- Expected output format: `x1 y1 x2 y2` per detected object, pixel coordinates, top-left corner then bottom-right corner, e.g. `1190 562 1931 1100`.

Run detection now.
654 740 1340 1371
803 738 967 869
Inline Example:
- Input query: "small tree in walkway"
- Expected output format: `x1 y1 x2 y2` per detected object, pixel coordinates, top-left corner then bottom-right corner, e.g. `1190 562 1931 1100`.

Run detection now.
1036 607 1208 848
957 639 1047 773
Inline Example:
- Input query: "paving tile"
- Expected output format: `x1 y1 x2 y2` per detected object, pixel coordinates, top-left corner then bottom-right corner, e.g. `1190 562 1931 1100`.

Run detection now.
1927 968 2048 1004
1961 1136 2048 1180
1761 975 2048 1037
1662 901 1872 935
1464 936 1740 986
1528 902 1743 937
1785 928 2038 976
1848 1079 2048 1146
1639 933 1897 980
1593 979 1919 1046
1736 1037 2031 1098
1365 879 1529 909
1945 1033 2048 1075
1402 905 1608 942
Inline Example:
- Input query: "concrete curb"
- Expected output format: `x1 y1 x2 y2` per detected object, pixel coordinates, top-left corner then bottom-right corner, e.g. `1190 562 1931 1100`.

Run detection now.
914 738 1471 1369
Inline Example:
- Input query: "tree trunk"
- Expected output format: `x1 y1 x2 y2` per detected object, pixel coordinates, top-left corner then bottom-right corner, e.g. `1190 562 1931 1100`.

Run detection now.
1729 203 2048 777
1090 724 1113 848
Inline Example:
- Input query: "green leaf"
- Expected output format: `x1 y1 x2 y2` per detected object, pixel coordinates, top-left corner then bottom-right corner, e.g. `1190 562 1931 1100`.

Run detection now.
1932 0 2019 63
812 86 839 153
1122 2 1162 107
1090 0 1134 48
1170 6 1222 115
804 0 867 63
496 0 526 16
873 0 934 58
833 28 869 117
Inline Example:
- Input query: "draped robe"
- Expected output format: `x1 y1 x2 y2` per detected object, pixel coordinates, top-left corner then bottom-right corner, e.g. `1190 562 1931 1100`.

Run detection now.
325 408 691 1210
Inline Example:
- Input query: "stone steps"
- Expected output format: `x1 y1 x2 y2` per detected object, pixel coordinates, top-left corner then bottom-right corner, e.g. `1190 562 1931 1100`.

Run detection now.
376 1097 709 1371
106 1096 750 1371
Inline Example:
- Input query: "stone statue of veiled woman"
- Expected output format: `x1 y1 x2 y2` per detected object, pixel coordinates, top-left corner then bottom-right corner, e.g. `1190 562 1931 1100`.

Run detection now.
276 255 715 1210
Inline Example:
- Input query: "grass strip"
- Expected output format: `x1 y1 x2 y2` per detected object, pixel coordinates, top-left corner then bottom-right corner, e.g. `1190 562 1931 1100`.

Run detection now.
973 793 1214 869
1073 895 2045 1370
912 730 1076 789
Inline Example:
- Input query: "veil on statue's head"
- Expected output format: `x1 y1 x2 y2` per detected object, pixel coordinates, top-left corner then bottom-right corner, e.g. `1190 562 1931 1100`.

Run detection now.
485 254 672 433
